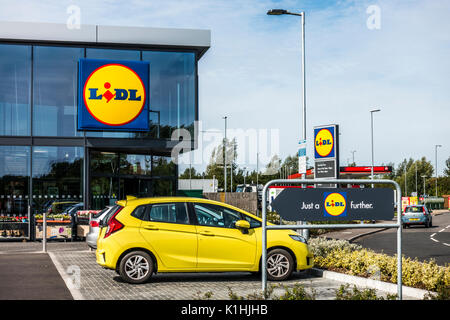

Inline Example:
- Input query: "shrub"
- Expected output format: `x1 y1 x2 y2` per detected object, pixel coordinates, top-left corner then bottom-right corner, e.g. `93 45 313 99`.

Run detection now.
310 237 450 293
335 284 397 300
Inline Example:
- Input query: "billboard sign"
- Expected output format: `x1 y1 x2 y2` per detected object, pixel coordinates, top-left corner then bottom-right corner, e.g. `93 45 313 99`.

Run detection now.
271 187 395 221
78 59 149 131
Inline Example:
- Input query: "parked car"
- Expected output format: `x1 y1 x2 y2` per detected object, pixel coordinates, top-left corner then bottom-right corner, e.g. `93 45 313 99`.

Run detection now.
402 205 433 228
86 206 113 249
45 201 79 214
64 202 84 222
96 197 314 284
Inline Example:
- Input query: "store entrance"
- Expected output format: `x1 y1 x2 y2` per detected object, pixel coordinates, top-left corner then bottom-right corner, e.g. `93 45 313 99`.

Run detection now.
89 149 177 209
119 178 152 200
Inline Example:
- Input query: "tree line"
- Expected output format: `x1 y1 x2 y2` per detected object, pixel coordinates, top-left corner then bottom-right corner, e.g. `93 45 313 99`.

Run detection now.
179 139 450 197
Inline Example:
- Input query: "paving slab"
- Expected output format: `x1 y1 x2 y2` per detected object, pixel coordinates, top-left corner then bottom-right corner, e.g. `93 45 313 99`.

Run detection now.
50 250 416 300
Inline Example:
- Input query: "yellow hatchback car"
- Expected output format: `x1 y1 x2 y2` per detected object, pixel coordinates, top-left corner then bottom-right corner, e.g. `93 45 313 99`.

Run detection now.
96 197 314 284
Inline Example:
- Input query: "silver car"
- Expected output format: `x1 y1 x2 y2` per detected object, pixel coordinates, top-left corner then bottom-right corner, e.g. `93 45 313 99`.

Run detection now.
86 206 113 249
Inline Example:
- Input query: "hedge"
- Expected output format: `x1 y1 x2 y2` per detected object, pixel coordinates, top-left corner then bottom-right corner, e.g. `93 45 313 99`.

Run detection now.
309 238 449 292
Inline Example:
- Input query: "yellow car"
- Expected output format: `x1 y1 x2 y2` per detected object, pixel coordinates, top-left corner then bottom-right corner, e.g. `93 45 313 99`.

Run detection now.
96 197 313 284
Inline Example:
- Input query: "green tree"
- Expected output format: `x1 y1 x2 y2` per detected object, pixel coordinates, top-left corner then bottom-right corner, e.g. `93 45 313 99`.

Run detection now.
444 156 450 177
204 138 238 190
179 167 201 179
394 157 433 197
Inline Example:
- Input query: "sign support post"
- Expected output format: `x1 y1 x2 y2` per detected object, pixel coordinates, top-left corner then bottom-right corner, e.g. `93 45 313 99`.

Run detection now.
261 178 402 300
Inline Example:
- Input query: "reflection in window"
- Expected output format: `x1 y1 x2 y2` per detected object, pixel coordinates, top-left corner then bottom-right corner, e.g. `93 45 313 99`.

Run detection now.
33 46 83 136
193 203 242 228
153 179 175 197
120 154 151 175
85 48 140 138
149 203 188 224
152 156 176 177
32 147 83 212
0 44 31 136
91 177 118 210
90 151 118 175
142 51 196 139
0 146 30 216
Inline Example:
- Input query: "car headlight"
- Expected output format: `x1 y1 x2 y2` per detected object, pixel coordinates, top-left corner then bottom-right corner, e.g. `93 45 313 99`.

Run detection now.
289 234 307 244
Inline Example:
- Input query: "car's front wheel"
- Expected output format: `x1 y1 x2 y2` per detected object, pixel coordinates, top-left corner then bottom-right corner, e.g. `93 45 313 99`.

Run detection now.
119 251 154 284
266 249 294 281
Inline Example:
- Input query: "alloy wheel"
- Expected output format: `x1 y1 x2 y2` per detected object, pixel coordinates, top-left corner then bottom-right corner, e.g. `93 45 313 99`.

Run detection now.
267 253 290 278
124 255 150 280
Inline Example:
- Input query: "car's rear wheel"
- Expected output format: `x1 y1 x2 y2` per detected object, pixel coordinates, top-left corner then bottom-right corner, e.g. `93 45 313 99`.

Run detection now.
266 248 294 281
119 251 154 284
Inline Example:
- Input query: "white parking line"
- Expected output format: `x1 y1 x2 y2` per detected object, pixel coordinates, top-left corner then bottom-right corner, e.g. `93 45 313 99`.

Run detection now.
431 238 439 243
443 243 450 247
431 233 436 238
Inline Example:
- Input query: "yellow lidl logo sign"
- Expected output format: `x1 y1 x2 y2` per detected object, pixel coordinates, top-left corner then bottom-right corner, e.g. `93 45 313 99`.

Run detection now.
324 192 347 217
78 59 149 131
314 125 337 159
314 128 334 157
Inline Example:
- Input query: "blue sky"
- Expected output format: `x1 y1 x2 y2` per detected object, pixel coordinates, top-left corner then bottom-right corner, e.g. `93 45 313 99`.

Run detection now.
0 0 449 175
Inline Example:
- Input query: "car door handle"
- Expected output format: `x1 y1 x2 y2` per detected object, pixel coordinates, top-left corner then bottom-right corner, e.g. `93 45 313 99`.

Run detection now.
143 225 159 230
199 230 214 236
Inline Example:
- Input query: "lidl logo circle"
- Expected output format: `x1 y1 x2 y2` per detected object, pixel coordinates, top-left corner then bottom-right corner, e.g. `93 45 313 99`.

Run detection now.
324 192 347 217
314 129 334 157
83 64 146 126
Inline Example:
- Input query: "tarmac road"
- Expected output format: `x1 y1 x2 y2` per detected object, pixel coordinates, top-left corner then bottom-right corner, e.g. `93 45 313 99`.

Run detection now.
353 211 450 266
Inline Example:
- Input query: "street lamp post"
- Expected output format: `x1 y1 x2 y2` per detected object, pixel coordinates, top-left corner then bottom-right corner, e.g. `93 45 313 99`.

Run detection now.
370 109 381 188
268 8 307 239
351 150 356 165
415 162 418 196
223 116 227 201
435 144 442 197
422 175 428 203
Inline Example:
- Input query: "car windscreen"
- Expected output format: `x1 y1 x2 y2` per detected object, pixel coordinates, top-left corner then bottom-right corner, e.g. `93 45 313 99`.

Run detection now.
405 206 423 213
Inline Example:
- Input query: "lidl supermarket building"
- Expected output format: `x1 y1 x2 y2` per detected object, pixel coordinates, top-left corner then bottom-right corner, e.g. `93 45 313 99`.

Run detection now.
0 21 210 237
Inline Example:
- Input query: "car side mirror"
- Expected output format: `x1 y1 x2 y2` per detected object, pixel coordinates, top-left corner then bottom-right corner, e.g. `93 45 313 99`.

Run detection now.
235 220 250 229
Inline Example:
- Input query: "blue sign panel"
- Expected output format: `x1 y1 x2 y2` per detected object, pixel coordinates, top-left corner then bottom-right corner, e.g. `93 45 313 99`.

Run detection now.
78 59 149 131
314 125 337 159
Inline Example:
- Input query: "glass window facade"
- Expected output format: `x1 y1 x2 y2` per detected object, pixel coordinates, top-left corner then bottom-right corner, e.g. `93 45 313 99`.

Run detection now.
32 146 84 212
0 41 198 236
0 44 197 139
90 151 176 209
0 146 30 216
142 51 196 138
33 46 84 137
0 45 31 136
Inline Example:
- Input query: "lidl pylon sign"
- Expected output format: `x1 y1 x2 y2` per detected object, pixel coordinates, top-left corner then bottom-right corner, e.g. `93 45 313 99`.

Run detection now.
78 59 149 131
314 124 339 186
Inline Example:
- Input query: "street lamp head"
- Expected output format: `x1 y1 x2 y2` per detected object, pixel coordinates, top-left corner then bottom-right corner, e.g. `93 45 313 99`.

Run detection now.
267 9 288 15
421 175 428 178
436 144 442 148
370 108 381 113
